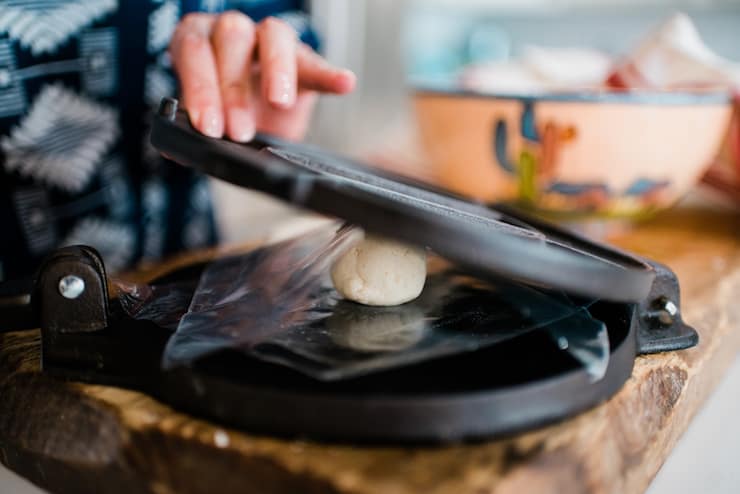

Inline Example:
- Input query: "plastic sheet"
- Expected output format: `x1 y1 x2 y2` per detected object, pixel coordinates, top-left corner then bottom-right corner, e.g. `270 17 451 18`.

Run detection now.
118 223 609 382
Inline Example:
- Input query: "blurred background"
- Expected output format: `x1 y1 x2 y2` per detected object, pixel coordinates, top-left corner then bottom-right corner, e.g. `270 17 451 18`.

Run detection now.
306 0 740 155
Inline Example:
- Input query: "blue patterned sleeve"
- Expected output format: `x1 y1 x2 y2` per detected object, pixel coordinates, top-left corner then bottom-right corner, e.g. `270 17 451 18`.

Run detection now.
0 0 323 281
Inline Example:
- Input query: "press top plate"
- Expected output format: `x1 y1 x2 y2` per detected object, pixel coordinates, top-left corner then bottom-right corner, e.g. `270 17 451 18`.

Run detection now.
150 98 655 302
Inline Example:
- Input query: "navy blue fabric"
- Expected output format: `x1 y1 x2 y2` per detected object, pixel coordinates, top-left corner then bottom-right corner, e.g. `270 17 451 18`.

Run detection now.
0 0 315 281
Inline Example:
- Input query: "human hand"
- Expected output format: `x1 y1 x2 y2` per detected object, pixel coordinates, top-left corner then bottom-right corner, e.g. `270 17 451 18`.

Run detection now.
170 11 356 142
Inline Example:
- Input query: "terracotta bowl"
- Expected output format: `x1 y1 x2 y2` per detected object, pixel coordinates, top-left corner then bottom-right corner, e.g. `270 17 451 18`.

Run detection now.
413 87 733 218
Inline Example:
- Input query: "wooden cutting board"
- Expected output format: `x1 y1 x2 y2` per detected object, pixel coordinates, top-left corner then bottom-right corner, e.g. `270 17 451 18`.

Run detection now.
0 204 738 494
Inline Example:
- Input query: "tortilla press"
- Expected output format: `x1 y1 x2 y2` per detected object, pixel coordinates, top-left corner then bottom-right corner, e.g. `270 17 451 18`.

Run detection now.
0 97 698 443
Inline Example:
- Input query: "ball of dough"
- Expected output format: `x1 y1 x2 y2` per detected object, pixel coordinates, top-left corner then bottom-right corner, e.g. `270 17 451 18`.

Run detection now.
330 235 427 306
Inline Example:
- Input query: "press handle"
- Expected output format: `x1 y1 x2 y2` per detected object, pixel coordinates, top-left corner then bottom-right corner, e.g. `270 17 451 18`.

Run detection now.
0 245 111 335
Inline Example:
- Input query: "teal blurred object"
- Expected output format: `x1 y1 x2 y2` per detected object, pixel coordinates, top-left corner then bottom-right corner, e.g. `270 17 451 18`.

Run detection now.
467 22 511 64
402 4 740 81
403 10 511 80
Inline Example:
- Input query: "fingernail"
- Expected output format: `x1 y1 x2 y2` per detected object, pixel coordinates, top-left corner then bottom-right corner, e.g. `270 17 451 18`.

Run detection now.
189 109 200 129
337 68 355 79
200 106 224 138
336 69 357 91
269 72 295 107
227 108 255 142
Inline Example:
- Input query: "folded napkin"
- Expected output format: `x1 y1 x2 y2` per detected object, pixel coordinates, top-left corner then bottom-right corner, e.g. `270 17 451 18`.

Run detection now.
461 46 613 93
606 13 740 90
606 13 739 203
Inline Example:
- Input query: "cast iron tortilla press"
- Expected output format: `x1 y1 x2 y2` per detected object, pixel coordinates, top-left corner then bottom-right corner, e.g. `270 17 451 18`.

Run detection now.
0 97 698 443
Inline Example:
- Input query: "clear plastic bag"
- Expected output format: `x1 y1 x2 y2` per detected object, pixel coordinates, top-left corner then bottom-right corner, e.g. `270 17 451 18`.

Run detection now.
118 222 609 382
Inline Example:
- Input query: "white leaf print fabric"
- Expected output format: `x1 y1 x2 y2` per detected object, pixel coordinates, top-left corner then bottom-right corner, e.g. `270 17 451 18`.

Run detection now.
62 216 134 272
0 0 118 55
1 83 120 192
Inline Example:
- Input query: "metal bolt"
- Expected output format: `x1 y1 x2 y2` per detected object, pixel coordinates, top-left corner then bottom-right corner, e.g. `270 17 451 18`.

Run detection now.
557 336 569 350
646 297 679 327
58 275 85 300
663 300 679 317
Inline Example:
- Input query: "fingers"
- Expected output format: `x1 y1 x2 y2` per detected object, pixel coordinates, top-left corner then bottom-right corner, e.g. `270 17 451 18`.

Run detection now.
257 90 318 141
258 17 298 109
211 11 258 142
170 13 224 137
172 13 357 141
297 43 356 94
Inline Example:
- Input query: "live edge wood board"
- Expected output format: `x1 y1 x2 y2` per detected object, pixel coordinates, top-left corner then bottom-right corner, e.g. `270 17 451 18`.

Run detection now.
0 204 738 494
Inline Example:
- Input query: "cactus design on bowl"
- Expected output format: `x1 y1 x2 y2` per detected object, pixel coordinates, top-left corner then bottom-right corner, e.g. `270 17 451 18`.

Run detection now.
493 100 679 217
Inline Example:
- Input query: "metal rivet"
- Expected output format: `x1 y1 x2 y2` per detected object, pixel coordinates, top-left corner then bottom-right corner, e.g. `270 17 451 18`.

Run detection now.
664 300 679 317
58 275 85 300
557 336 569 350
646 297 680 327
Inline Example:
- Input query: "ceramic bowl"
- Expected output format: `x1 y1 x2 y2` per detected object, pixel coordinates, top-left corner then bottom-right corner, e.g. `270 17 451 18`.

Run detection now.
413 87 733 218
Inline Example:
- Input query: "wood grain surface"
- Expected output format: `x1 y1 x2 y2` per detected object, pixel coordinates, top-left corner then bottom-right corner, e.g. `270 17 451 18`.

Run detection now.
0 205 738 494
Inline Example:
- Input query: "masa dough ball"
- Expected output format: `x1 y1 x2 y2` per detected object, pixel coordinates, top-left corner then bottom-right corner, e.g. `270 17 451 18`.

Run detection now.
331 235 427 306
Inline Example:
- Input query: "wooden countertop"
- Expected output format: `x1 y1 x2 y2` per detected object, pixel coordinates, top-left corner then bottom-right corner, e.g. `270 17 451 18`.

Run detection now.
0 204 738 494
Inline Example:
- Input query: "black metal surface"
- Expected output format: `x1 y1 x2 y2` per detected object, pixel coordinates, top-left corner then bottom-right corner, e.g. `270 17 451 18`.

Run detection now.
35 246 111 372
0 245 110 334
0 238 694 443
36 246 109 334
636 261 699 354
150 97 656 303
161 305 636 443
490 205 699 354
32 253 636 443
44 262 637 443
